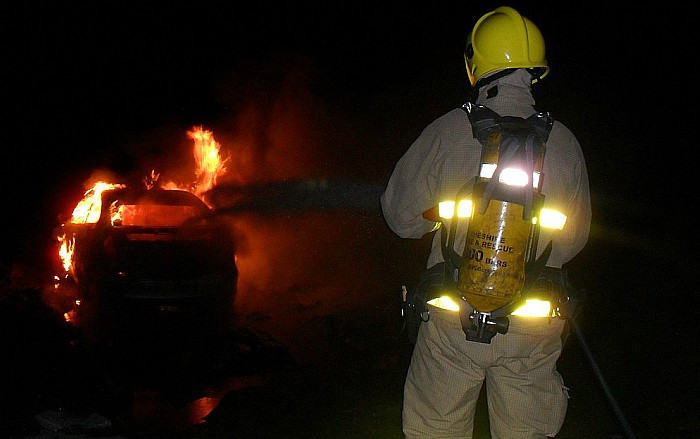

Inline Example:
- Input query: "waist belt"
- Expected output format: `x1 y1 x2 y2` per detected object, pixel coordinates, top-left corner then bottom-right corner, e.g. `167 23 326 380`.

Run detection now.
428 266 566 318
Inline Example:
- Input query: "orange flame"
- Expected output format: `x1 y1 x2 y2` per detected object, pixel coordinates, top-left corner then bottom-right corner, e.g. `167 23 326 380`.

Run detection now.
190 126 229 197
56 181 126 275
55 127 228 279
70 182 127 225
57 234 74 273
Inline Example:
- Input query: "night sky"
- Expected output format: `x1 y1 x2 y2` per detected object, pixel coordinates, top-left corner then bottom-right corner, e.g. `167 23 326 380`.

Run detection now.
3 2 691 276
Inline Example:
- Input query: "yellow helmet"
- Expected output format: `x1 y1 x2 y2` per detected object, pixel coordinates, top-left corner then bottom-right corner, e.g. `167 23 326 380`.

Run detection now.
465 6 549 87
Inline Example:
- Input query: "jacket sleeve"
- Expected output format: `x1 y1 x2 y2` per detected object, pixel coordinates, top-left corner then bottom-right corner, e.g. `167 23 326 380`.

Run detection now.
546 124 592 267
380 124 444 239
551 156 591 265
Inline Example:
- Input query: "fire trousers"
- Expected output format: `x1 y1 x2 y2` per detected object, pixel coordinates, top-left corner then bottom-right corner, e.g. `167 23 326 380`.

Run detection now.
402 303 569 439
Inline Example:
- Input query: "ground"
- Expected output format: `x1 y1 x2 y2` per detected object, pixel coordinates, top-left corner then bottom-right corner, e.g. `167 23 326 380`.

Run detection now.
1 211 698 439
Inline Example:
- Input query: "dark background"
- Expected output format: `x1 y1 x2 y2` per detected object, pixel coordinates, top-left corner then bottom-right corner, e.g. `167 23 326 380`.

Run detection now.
1 2 696 438
3 2 691 248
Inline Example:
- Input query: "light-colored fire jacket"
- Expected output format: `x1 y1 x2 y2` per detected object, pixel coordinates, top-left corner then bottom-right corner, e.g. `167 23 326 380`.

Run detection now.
381 69 591 270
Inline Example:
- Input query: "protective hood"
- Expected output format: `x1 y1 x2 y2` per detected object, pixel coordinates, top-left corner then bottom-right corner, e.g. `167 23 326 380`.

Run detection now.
475 69 536 118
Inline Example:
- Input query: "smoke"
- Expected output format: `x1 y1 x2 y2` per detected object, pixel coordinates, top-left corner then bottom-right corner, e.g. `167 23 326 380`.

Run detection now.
52 51 401 363
211 52 361 184
201 53 397 359
224 208 400 365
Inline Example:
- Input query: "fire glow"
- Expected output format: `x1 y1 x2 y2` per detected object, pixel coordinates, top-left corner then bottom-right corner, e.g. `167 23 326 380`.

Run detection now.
56 126 229 278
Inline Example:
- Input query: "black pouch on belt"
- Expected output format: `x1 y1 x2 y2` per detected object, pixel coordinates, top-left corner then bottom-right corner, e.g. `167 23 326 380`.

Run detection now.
403 262 447 344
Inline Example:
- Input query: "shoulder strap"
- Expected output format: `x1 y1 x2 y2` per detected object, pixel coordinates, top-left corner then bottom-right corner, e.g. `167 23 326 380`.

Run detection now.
461 102 553 217
461 102 554 142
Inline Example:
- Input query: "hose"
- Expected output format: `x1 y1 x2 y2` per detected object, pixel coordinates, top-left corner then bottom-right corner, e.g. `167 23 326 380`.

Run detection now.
569 316 639 439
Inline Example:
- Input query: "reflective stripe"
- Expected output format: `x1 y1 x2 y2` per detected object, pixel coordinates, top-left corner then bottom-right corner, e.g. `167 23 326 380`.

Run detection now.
511 299 553 317
436 199 566 229
427 296 554 318
426 296 460 311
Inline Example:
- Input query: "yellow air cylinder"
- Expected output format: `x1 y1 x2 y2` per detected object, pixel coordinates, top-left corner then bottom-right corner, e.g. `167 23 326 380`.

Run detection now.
457 186 532 313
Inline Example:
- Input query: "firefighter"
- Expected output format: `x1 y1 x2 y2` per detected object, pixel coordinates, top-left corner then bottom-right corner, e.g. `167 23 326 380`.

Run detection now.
381 6 591 438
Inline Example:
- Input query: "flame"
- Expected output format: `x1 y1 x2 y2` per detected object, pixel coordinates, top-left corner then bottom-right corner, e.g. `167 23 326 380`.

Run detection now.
56 181 125 276
189 126 229 196
159 127 229 202
54 127 229 281
57 233 74 273
109 200 125 226
70 182 127 224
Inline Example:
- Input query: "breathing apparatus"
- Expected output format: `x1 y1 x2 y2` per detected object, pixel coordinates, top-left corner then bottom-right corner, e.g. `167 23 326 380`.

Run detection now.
427 101 570 344
402 111 573 343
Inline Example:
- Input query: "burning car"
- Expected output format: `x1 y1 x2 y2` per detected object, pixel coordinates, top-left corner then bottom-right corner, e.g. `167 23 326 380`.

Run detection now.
53 127 237 338
55 182 238 337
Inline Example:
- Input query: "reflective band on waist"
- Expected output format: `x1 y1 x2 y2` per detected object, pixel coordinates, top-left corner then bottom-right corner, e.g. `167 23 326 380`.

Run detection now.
426 296 460 311
510 299 553 317
427 296 554 318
